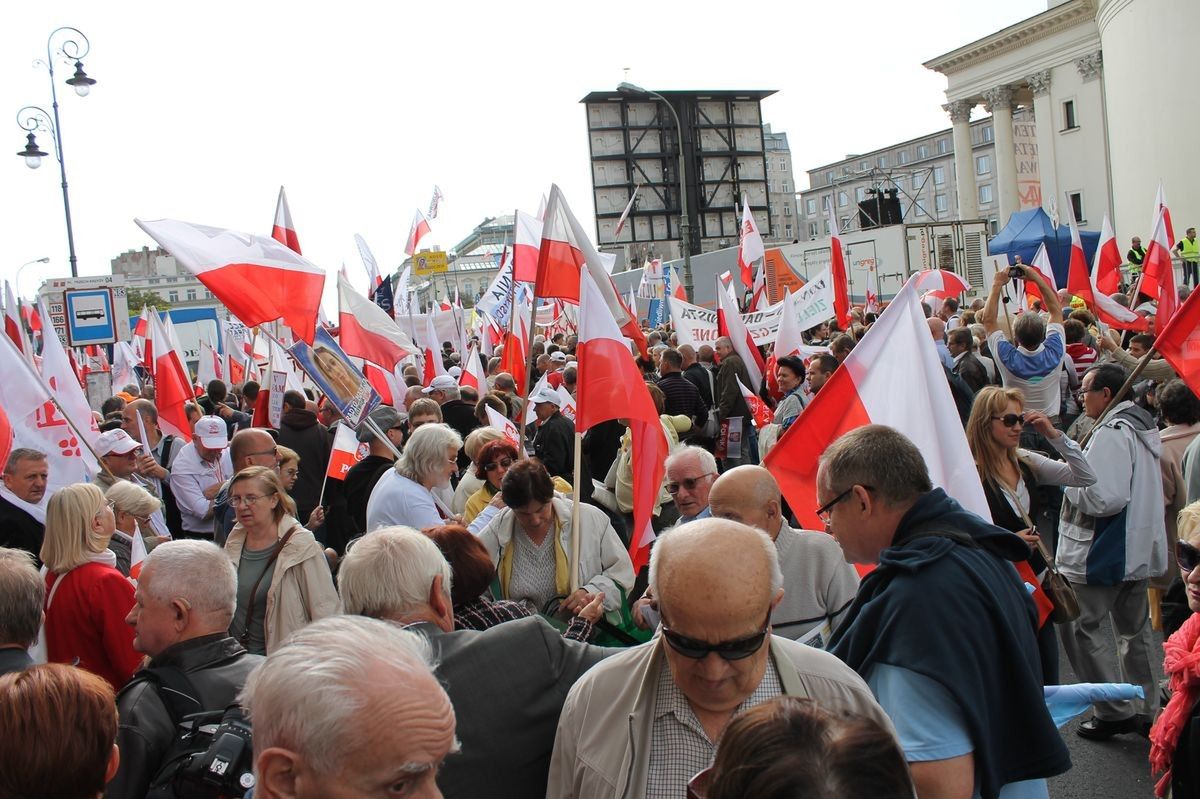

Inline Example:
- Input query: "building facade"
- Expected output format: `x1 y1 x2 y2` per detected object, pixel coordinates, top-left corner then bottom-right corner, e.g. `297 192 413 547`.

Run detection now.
763 124 798 243
110 246 228 318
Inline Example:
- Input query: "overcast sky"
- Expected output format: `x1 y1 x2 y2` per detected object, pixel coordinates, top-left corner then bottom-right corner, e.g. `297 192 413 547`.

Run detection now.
2 1 1044 310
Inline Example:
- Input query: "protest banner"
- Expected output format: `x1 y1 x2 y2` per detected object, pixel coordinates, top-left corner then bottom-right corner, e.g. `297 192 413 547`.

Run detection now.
288 327 380 427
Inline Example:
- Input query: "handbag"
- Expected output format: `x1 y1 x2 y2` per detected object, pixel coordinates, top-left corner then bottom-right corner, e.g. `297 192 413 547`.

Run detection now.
700 369 721 439
1003 484 1080 623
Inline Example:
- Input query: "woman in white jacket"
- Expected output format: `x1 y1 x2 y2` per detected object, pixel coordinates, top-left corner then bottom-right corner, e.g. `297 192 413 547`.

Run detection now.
474 458 634 618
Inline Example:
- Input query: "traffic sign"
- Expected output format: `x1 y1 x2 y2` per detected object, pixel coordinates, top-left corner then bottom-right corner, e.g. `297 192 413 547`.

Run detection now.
64 288 117 346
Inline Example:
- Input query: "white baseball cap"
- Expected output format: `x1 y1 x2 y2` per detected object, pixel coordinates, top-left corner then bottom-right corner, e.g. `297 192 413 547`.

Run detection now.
422 374 459 394
95 429 141 457
550 351 568 363
529 386 563 407
193 416 229 449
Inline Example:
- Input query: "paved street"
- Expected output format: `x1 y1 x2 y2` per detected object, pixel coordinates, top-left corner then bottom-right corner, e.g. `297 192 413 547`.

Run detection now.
1049 616 1165 798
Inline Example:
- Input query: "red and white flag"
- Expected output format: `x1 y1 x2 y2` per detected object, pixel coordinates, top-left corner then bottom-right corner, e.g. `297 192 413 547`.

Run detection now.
1142 198 1179 326
774 289 804 358
748 263 767 312
577 270 667 573
1068 214 1147 331
718 270 738 304
128 529 148 583
355 233 383 294
737 377 773 429
196 337 223 388
337 274 415 368
614 184 641 239
556 385 577 422
485 404 521 449
326 422 365 480
670 266 687 301
271 186 302 254
147 309 194 441
1156 286 1200 396
1023 243 1057 309
764 274 989 530
38 300 100 453
0 335 99 492
513 209 543 282
715 275 765 391
459 342 487 391
405 208 433 256
137 218 326 344
737 197 765 289
420 313 447 384
827 208 851 328
864 265 880 314
4 281 27 356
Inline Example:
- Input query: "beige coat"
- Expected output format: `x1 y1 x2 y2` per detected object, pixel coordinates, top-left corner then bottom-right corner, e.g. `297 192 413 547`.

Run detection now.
1158 423 1200 589
546 634 893 799
224 514 339 654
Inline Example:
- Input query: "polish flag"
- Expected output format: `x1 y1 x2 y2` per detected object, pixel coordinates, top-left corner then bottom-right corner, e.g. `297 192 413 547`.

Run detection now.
763 273 989 531
363 363 395 406
271 186 302 254
828 208 851 328
670 266 687 301
737 198 765 289
37 300 100 451
0 405 9 470
534 185 631 330
626 287 638 323
326 422 365 480
134 305 151 367
749 263 767 312
113 341 140 392
1022 244 1057 308
1142 201 1179 327
485 404 521 449
556 385 577 422
1156 286 1200 396
338 274 415 368
718 270 738 304
715 275 765 391
196 338 223 388
147 310 194 441
459 342 487 391
137 218 326 344
127 528 149 583
421 313 447 384
864 266 880 314
774 289 805 357
577 270 668 573
737 377 774 429
4 282 25 355
1070 214 1147 331
513 210 543 282
355 233 383 294
228 357 246 387
405 209 433 256
613 184 641 239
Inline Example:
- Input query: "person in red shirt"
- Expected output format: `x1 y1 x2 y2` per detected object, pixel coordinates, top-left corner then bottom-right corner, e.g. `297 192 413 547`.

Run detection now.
1064 318 1098 383
40 483 141 692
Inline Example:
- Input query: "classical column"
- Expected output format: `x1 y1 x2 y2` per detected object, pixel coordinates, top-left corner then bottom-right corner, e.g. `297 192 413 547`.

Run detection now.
944 99 978 220
983 85 1019 225
1026 70 1057 211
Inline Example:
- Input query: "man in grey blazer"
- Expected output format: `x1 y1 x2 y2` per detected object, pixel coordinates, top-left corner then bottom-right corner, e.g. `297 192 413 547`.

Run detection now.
337 526 614 799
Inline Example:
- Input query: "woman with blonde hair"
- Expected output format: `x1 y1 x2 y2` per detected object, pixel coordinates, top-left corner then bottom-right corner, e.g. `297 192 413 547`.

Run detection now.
223 466 338 655
453 426 504 516
40 483 142 690
965 385 1096 683
104 480 162 576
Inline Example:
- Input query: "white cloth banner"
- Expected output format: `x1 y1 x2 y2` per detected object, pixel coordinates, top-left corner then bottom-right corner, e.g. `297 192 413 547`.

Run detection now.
475 258 515 329
670 268 834 348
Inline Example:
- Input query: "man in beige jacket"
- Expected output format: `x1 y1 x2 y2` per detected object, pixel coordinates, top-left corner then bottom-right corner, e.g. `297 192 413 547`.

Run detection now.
546 518 892 799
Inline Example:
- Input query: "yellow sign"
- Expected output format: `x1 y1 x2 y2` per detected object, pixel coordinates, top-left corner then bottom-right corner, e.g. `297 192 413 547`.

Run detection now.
413 251 449 276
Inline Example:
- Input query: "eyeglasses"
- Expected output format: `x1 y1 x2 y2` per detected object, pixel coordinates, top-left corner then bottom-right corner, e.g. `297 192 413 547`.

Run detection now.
665 474 716 495
102 500 116 515
662 613 771 661
247 447 278 459
483 457 514 473
1178 540 1200 572
991 413 1025 428
229 493 273 508
1077 385 1104 400
814 485 872 526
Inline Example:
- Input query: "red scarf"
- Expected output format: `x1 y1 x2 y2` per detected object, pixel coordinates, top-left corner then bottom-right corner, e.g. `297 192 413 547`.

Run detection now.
1150 612 1200 797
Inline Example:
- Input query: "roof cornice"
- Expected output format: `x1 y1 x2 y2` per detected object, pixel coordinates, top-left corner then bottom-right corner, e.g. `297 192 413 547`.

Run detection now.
923 0 1096 75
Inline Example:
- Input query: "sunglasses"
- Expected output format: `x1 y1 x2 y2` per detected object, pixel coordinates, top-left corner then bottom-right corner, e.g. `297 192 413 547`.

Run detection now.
483 457 514 473
1178 540 1200 572
991 413 1025 428
662 613 770 661
666 474 715 495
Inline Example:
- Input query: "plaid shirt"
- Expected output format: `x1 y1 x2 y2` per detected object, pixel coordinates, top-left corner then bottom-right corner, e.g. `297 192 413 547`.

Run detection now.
453 596 593 642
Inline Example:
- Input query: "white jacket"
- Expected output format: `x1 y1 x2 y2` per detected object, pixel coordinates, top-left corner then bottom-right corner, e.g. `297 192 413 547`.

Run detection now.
1059 401 1167 585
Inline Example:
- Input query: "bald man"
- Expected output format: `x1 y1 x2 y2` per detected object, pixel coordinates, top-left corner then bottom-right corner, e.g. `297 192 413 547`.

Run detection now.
547 518 891 799
928 316 955 371
708 466 859 646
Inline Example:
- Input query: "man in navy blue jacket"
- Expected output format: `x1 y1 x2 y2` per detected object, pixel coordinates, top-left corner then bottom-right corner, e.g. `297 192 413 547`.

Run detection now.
823 425 1070 799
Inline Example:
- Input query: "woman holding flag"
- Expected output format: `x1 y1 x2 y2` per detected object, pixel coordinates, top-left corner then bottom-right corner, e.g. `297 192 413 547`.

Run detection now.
966 386 1097 683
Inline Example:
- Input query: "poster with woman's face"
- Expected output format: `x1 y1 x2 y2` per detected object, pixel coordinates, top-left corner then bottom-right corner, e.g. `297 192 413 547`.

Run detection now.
287 328 380 427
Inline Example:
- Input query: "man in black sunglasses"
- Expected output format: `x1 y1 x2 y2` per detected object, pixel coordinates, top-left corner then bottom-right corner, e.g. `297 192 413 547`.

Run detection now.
548 518 889 799
820 425 1070 799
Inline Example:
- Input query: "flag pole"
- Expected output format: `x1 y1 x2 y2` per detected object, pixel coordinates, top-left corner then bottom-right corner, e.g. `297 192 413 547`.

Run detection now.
363 416 403 460
516 277 540 450
568 430 583 594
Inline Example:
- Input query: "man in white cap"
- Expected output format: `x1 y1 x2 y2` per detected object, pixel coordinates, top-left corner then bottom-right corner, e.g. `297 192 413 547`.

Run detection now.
168 416 233 540
424 373 480 469
545 351 570 390
530 385 582 494
93 429 159 497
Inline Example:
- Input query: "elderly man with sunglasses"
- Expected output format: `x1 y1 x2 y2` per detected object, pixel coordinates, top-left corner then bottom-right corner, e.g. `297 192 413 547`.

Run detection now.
547 517 890 799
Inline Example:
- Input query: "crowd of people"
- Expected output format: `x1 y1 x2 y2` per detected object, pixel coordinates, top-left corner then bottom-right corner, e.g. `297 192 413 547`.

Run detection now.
1 258 1200 799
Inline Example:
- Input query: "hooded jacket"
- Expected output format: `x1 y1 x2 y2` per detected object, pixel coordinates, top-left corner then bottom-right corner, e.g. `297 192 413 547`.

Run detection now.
829 489 1070 799
1059 400 1168 585
277 407 332 525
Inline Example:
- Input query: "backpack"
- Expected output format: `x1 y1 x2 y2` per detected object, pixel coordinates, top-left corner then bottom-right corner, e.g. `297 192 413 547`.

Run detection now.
138 666 256 798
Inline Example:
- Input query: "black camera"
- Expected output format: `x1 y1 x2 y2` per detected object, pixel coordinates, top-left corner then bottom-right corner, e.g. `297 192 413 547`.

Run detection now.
151 704 256 799
1008 266 1025 280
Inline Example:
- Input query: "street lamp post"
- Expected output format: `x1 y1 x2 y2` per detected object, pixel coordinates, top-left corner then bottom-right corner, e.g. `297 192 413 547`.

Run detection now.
16 257 51 299
617 82 693 301
15 27 97 279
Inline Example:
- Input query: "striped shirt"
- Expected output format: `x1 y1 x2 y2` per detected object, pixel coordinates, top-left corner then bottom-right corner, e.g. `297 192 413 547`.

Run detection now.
453 596 593 641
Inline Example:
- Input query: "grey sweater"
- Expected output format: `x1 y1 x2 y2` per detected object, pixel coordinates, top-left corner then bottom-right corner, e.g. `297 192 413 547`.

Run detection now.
771 525 860 647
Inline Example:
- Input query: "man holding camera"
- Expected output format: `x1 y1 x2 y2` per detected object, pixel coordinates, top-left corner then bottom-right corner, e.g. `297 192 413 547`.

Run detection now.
107 540 264 799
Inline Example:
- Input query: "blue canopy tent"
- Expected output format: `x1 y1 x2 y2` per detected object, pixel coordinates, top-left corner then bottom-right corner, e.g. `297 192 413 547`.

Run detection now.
987 208 1101 289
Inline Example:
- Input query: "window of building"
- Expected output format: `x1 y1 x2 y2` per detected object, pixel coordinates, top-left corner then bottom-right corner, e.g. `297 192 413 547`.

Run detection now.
806 198 817 215
821 195 832 211
168 291 179 303
989 218 1000 236
838 191 848 207
917 144 930 159
785 224 793 238
784 204 792 216
824 220 831 235
826 171 835 184
1062 99 1078 130
462 280 474 297
782 181 789 193
809 222 820 238
933 165 946 184
186 289 197 301
840 217 851 231
978 184 994 205
205 290 213 299
779 158 787 172
877 155 888 168
981 125 994 143
937 138 950 154
975 154 992 175
894 177 906 191
855 187 866 202
1067 190 1085 223
897 150 909 165
859 160 869 171
935 194 948 213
